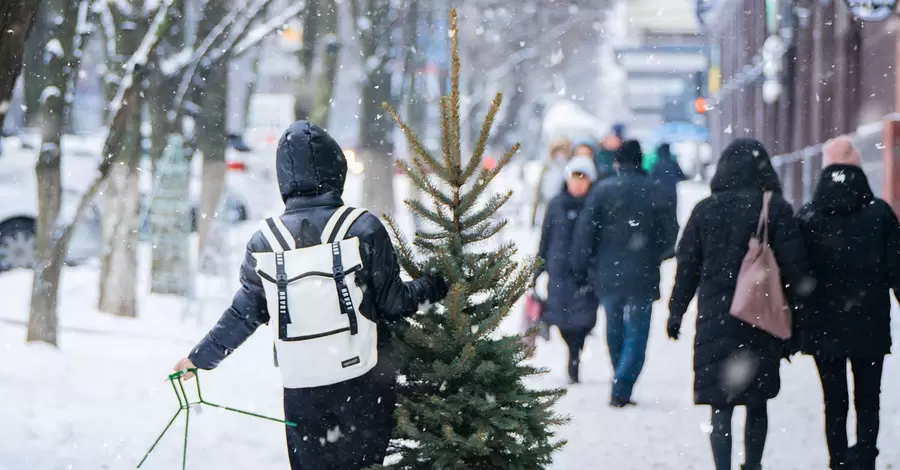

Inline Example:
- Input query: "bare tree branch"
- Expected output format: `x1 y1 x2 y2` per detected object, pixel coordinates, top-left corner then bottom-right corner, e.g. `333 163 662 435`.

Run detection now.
57 0 176 249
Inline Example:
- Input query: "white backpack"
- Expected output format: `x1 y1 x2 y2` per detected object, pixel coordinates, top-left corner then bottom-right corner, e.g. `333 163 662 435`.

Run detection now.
253 206 378 389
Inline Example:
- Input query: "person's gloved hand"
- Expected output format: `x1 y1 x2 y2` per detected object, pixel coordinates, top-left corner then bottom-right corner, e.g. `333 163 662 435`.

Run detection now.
425 273 449 303
666 315 682 340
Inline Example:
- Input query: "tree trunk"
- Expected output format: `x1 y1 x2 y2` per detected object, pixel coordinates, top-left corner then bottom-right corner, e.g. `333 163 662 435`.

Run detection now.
293 0 319 120
97 109 142 317
196 69 228 258
26 0 77 346
0 0 40 127
97 6 145 318
359 65 395 217
309 0 340 126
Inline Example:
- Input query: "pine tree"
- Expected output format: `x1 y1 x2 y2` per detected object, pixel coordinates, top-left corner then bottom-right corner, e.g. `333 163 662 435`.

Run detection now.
376 8 567 470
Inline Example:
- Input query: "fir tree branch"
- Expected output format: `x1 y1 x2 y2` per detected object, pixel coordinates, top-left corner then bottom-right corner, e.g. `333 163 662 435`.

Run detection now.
461 219 507 245
384 214 422 279
462 93 503 182
460 191 512 229
405 199 452 230
383 101 447 179
398 160 449 208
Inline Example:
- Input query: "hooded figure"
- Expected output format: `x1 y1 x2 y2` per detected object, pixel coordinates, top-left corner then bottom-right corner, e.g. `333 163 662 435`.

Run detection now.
796 136 900 470
571 139 678 407
667 138 810 470
176 121 448 469
531 139 573 227
650 143 687 204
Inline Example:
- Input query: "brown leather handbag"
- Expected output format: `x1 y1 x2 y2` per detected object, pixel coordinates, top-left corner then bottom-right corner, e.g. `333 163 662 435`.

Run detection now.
729 191 792 339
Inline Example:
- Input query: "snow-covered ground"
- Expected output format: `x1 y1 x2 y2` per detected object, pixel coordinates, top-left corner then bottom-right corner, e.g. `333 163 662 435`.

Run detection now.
2 181 899 469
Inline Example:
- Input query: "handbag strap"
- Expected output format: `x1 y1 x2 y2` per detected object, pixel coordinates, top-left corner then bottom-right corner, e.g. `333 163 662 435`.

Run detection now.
755 191 773 243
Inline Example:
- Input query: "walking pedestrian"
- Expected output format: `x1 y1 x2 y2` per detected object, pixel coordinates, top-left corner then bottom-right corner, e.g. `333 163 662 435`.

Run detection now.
650 142 687 210
571 140 679 407
796 136 900 470
536 156 601 384
666 138 811 470
172 121 448 469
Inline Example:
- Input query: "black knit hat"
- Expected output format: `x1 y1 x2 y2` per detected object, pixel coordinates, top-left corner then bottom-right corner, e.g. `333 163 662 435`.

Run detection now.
614 140 643 167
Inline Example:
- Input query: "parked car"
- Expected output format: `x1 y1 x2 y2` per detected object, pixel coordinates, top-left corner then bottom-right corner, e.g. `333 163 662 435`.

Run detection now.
0 186 249 273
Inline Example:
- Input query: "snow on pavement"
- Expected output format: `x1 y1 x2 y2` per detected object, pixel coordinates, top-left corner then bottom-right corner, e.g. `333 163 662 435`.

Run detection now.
1 182 899 469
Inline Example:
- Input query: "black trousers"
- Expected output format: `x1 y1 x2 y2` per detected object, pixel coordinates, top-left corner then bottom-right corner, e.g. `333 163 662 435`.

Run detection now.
283 372 397 469
560 327 589 381
709 403 768 470
815 355 885 469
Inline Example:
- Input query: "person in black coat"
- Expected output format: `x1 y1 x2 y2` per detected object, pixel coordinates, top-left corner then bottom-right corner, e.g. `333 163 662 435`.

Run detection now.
796 136 900 470
571 140 679 407
666 138 811 470
173 121 448 469
650 142 687 208
536 156 601 384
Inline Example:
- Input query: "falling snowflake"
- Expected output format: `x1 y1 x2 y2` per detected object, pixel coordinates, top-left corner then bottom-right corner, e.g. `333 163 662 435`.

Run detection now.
831 170 846 183
724 125 733 134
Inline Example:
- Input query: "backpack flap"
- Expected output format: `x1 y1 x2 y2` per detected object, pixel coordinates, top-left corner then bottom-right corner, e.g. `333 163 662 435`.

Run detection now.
254 238 364 339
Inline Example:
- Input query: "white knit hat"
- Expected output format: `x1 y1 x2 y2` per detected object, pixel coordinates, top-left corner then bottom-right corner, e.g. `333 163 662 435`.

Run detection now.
565 156 597 182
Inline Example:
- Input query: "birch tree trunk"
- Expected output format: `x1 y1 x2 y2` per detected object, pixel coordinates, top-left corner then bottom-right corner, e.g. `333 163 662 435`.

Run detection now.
0 0 41 128
97 110 142 317
97 6 146 318
356 0 396 217
26 0 79 345
196 70 228 258
309 0 340 126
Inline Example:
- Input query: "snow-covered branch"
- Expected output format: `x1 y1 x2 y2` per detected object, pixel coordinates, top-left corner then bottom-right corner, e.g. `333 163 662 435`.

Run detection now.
92 0 119 60
232 2 307 57
170 0 304 122
57 0 176 248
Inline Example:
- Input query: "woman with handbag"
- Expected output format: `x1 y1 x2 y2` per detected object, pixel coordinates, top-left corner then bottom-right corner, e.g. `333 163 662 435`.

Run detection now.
535 156 600 384
796 137 900 470
666 138 811 470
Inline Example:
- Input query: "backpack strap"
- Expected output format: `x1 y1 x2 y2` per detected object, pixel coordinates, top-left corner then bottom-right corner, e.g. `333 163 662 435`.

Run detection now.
324 207 367 336
259 218 289 253
331 208 368 242
321 206 353 244
258 217 294 340
331 241 358 335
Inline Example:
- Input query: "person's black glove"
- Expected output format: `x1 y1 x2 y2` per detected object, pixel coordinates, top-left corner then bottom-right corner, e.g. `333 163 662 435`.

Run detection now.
666 315 682 340
424 274 449 303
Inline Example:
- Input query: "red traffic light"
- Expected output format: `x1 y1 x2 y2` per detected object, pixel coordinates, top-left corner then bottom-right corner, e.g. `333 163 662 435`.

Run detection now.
694 97 707 114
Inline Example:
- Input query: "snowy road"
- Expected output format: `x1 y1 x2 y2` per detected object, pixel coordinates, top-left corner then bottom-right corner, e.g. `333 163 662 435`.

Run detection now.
1 182 899 469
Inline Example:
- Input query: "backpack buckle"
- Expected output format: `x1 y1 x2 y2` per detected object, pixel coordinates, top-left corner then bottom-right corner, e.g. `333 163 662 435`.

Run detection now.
332 266 345 281
275 272 288 287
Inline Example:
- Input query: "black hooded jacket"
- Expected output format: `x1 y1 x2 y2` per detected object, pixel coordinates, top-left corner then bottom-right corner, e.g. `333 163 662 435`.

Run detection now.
189 121 440 370
570 161 679 301
797 164 900 357
668 138 810 406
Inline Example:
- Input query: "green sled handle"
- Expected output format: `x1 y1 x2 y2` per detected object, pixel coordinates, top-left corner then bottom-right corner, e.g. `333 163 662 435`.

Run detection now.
136 368 297 469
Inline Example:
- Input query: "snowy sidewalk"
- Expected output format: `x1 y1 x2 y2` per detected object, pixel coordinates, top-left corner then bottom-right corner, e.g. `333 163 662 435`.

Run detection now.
1 182 899 469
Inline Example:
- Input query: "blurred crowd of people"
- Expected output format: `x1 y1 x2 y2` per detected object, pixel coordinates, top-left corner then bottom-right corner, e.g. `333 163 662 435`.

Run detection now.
529 131 899 470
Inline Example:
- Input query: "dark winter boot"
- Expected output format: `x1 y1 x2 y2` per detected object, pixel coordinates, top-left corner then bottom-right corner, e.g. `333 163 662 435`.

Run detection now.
847 445 877 470
567 359 580 384
227 133 252 152
608 396 636 408
741 464 762 470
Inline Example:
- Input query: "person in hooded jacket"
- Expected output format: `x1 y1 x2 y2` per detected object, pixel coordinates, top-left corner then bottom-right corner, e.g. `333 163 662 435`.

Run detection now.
650 142 687 209
594 134 620 180
796 136 900 470
536 156 601 384
666 138 811 470
571 140 679 407
172 121 449 469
